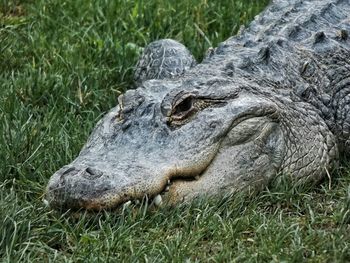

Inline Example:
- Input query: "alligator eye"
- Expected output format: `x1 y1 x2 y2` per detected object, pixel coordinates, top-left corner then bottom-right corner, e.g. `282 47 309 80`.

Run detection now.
172 96 195 120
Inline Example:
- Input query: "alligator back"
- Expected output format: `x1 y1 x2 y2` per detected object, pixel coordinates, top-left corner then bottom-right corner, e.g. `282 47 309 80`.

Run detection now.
203 0 350 152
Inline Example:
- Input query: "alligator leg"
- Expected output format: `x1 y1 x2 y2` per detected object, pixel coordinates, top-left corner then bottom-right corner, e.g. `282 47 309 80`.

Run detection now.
133 39 197 86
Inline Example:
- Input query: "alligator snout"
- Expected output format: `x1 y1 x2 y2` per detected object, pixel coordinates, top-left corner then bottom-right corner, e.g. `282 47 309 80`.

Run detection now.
46 164 120 210
59 166 104 180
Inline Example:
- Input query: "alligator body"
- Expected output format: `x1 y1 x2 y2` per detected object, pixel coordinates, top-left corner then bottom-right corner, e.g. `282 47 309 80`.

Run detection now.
46 0 350 210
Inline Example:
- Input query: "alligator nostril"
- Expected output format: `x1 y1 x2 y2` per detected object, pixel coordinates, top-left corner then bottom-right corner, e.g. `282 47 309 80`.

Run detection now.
86 167 96 175
84 167 104 179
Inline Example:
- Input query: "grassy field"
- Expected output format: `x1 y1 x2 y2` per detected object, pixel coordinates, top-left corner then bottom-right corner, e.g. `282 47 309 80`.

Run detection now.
1 0 350 261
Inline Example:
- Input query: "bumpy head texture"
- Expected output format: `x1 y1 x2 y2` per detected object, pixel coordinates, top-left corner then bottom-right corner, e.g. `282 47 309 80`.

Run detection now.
133 39 197 86
46 0 350 211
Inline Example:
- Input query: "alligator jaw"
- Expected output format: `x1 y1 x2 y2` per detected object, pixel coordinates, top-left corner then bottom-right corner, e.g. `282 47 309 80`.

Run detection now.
45 148 219 211
120 176 203 209
55 174 207 211
80 162 214 210
154 175 202 207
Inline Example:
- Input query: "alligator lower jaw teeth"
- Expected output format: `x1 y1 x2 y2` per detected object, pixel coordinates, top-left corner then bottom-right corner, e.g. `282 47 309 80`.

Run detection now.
153 194 163 207
163 179 172 192
122 200 132 209
162 174 200 195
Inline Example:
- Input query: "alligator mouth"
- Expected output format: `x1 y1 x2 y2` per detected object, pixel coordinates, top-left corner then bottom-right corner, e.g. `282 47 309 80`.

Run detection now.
44 157 212 211
43 148 214 211
148 174 203 207
90 166 209 210
110 175 202 209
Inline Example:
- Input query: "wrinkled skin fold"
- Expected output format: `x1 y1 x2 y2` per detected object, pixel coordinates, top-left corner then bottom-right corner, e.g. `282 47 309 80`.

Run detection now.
46 0 349 210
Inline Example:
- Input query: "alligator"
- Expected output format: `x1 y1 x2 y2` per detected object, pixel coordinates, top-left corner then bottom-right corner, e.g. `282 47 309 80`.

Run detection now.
45 0 350 210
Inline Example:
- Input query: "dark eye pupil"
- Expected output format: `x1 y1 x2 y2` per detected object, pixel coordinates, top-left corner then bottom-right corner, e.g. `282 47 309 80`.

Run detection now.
174 97 193 115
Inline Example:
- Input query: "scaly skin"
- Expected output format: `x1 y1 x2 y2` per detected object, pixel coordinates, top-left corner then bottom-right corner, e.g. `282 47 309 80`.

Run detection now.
133 39 197 86
46 0 350 210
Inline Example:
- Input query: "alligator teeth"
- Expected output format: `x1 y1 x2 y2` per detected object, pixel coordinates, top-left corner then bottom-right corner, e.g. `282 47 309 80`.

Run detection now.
153 194 163 207
123 200 132 208
165 185 170 192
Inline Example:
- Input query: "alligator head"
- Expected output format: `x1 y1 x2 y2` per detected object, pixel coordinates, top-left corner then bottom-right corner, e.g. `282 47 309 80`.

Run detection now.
46 73 336 210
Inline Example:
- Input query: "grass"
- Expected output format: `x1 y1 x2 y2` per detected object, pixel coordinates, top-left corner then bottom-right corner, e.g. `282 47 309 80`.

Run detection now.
1 0 350 261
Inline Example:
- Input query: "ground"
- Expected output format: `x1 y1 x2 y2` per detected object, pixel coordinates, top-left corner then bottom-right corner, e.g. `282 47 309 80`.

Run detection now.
1 0 350 261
